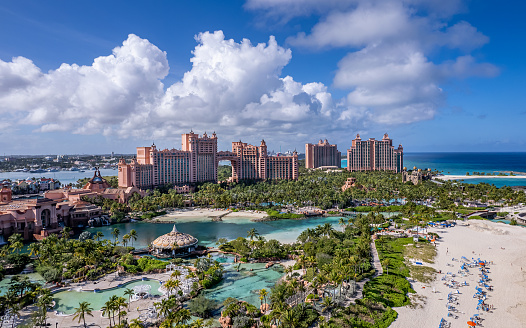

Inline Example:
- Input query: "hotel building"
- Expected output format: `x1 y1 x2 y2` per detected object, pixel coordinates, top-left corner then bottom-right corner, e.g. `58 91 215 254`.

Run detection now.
305 139 341 169
347 134 403 173
118 132 299 189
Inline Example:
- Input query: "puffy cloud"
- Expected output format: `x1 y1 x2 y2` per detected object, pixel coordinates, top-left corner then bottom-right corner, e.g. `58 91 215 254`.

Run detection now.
289 2 413 48
0 32 352 146
0 34 168 134
0 12 498 151
255 0 498 129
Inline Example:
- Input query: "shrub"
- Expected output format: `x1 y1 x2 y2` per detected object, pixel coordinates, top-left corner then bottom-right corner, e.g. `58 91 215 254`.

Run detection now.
137 257 167 272
5 253 31 274
187 295 218 318
37 265 61 282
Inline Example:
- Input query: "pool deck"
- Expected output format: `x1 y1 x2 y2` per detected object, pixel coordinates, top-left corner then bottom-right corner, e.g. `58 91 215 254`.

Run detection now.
16 271 174 328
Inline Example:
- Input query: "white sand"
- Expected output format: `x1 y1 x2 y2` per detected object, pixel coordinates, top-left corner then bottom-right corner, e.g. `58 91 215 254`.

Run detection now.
435 174 526 181
155 208 267 221
390 220 526 328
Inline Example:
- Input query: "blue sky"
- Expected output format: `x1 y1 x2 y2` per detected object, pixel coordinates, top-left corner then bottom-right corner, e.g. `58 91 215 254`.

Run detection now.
0 0 525 155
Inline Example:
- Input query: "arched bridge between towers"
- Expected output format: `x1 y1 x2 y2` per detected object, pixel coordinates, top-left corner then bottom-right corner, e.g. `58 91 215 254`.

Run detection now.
216 151 239 163
216 151 240 181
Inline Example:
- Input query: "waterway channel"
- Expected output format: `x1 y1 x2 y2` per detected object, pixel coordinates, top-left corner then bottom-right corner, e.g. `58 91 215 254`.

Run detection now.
1 215 351 314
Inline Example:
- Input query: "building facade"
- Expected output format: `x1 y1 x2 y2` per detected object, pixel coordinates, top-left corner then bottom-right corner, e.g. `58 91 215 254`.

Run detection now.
305 139 341 169
230 140 299 181
0 185 63 242
347 134 403 173
402 167 432 185
118 133 299 189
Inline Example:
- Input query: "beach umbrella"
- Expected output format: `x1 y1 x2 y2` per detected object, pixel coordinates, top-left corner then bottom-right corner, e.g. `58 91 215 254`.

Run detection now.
467 321 476 326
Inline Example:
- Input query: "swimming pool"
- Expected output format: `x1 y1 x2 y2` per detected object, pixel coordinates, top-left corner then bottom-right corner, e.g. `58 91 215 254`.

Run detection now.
53 278 163 314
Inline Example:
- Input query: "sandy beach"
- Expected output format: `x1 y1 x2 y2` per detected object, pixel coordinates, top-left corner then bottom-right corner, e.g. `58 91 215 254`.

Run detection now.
154 208 268 222
390 220 526 328
435 174 526 181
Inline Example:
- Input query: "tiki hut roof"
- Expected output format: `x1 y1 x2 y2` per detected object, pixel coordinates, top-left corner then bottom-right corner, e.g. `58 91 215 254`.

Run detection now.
151 225 198 249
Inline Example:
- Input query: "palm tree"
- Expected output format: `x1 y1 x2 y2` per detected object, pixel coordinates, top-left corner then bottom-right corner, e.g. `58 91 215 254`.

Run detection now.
28 242 41 263
174 308 191 325
124 288 134 309
111 228 120 244
259 289 268 308
164 279 177 297
73 301 94 328
129 318 144 328
36 292 53 327
115 296 127 325
382 258 391 275
321 296 334 314
338 217 346 231
8 233 23 253
122 234 130 247
62 226 72 239
129 229 138 247
285 266 293 279
171 269 182 280
192 318 206 328
280 308 299 327
94 231 104 241
245 227 258 243
102 300 114 327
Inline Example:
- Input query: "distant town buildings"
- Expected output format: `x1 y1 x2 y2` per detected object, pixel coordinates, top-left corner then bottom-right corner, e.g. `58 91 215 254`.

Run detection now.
347 134 403 173
118 132 299 189
0 169 147 243
305 139 341 169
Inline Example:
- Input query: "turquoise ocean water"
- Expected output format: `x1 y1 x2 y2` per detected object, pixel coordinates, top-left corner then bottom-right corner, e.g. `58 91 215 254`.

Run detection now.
342 152 526 187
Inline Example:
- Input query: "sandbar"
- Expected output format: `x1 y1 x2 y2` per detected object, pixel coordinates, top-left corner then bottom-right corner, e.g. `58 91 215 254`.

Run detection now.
154 208 268 222
435 175 526 181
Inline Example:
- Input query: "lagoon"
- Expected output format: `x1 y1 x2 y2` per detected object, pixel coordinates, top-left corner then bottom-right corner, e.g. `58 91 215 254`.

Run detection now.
54 278 163 314
84 215 350 249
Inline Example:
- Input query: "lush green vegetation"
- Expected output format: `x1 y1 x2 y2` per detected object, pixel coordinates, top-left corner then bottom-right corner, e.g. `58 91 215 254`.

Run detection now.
266 210 305 219
194 257 225 289
217 164 233 182
3 228 144 283
219 228 292 260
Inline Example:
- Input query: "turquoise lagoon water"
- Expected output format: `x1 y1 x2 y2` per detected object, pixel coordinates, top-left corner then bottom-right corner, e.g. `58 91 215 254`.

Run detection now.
202 262 284 308
0 272 45 296
84 215 349 249
53 278 163 314
53 215 346 312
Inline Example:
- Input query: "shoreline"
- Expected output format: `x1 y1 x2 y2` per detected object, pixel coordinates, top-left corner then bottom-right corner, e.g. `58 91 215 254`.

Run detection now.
153 208 268 222
390 220 526 327
435 174 526 181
